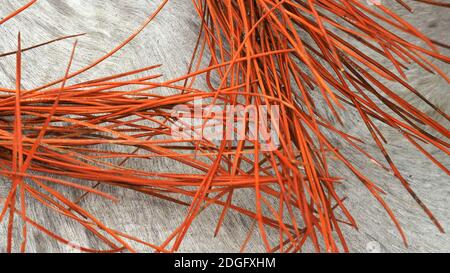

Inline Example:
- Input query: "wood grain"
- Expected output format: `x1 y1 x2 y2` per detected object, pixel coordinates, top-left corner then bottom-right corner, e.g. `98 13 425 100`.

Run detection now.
0 0 448 253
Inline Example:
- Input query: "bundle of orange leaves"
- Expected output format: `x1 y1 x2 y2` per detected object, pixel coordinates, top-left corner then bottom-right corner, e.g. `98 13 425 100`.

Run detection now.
0 0 449 253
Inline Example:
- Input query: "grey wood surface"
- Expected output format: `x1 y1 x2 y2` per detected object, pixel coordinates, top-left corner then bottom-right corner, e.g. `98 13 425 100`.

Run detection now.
0 0 448 253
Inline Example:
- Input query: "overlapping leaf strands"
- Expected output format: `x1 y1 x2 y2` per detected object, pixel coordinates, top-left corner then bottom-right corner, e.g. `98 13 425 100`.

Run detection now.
0 0 449 252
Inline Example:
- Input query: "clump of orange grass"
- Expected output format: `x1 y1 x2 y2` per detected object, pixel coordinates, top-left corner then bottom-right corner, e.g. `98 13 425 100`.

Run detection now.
0 0 449 252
